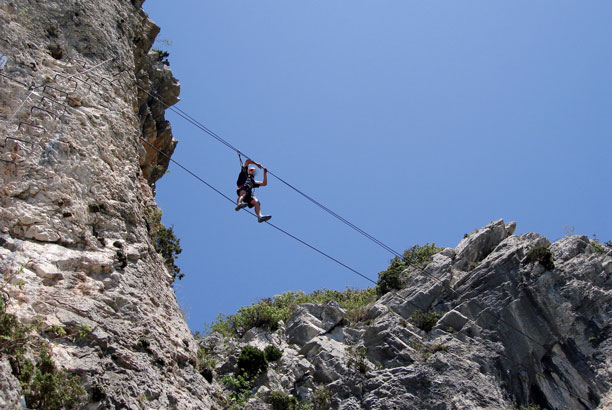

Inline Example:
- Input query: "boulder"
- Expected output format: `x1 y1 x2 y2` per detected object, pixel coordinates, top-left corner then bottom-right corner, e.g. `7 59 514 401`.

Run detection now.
550 235 590 261
454 219 514 271
299 336 350 383
434 309 469 332
0 359 21 409
286 301 346 346
362 314 419 367
286 310 325 346
367 302 389 320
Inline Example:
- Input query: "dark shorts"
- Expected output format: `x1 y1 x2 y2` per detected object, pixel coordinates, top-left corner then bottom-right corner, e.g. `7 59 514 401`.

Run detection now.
237 187 257 208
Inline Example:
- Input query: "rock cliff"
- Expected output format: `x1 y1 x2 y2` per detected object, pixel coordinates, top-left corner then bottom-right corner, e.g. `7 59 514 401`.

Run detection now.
204 220 612 410
0 0 219 408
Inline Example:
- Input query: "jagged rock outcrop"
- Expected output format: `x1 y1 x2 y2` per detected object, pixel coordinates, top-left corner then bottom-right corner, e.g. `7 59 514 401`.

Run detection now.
0 1 219 408
203 220 612 410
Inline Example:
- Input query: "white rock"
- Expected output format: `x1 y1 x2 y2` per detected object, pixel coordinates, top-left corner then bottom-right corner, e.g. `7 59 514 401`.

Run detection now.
434 309 469 332
454 219 512 271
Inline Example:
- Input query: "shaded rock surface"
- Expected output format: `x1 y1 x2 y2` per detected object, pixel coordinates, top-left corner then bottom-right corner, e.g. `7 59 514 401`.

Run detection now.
0 0 220 408
203 220 612 410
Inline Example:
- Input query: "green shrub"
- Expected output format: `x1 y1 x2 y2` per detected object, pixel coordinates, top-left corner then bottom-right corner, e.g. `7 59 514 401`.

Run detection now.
591 239 607 254
376 257 407 297
0 295 31 356
524 246 555 271
401 243 444 267
210 303 284 338
146 207 183 281
222 345 276 406
269 288 376 317
268 391 298 410
1 287 85 409
22 350 85 410
237 346 267 377
221 373 253 406
346 345 368 374
313 387 331 409
152 48 170 66
264 345 282 362
409 310 439 332
376 244 444 297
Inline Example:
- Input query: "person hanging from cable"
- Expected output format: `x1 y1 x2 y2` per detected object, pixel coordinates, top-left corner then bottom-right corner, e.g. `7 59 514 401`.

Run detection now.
235 152 272 223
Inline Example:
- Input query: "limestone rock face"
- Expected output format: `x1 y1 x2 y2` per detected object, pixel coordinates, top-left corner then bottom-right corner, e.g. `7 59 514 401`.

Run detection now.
205 220 612 410
286 301 346 346
0 1 219 408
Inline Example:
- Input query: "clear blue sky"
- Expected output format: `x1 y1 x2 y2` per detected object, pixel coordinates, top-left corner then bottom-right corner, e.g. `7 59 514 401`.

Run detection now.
142 1 612 332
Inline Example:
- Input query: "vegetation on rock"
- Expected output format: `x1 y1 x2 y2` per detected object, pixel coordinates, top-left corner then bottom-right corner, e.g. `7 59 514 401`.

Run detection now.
221 344 282 407
20 349 85 410
221 372 254 408
145 206 183 281
409 310 440 332
376 243 443 296
589 236 611 254
206 288 376 337
402 243 444 267
268 391 299 410
376 257 406 296
1 275 85 409
264 345 283 362
196 346 216 383
203 222 612 410
237 345 268 377
524 246 555 271
151 48 170 66
346 345 368 374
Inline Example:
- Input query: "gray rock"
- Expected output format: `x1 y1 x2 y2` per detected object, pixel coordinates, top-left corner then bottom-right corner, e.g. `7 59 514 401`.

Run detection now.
286 301 346 346
505 221 517 235
200 332 224 354
362 313 419 367
286 310 325 346
454 219 514 271
439 247 456 258
299 336 350 383
434 309 469 332
367 302 389 320
550 235 590 261
0 359 21 409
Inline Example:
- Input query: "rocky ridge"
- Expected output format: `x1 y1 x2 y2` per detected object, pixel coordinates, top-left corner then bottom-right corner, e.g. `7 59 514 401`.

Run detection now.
0 0 220 408
203 220 612 410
